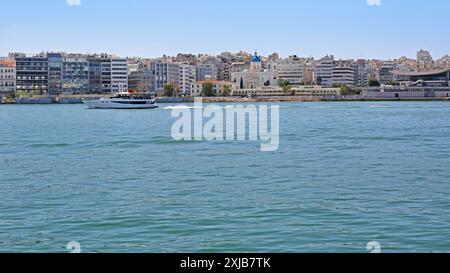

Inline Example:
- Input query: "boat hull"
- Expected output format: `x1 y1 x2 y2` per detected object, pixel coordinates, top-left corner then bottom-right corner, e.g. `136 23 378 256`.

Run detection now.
84 100 159 109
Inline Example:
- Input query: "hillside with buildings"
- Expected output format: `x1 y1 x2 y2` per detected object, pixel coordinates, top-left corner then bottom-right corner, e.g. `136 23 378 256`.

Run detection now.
2 49 450 102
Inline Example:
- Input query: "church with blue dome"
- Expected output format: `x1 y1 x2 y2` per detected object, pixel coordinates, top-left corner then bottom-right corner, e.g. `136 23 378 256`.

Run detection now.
231 52 278 90
251 53 262 63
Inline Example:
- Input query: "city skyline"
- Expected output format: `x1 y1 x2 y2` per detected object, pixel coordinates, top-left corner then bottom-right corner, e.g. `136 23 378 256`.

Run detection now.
1 0 450 59
3 48 449 62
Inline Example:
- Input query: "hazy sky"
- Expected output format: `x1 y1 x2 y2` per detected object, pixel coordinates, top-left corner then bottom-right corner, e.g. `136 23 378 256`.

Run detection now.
1 0 449 59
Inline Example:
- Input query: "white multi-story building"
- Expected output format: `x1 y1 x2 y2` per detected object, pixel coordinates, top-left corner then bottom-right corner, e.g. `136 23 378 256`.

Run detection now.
111 58 128 93
332 64 357 87
179 62 196 95
153 60 197 95
0 59 15 95
315 55 334 87
277 55 304 85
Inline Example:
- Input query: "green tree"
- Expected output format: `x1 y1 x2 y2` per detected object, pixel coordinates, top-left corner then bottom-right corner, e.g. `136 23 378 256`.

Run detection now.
175 85 181 97
202 82 215 97
163 83 175 97
278 79 290 88
368 78 381 87
221 84 231 97
284 86 293 95
387 80 400 86
340 85 353 95
339 85 361 96
15 91 29 98
278 80 291 95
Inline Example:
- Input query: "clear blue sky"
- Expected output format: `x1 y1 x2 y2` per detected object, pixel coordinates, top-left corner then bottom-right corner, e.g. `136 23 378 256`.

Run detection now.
1 0 449 59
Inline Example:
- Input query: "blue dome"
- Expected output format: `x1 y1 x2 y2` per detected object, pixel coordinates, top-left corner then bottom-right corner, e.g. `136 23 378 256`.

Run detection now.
251 53 261 62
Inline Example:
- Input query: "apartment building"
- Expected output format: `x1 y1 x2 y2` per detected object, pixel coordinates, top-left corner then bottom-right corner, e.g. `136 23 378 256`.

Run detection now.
315 55 334 87
179 62 196 95
111 58 129 93
332 63 357 87
196 63 217 81
154 61 181 93
47 53 63 95
378 62 397 84
15 53 48 95
277 55 304 85
355 59 369 87
0 59 15 95
62 54 89 94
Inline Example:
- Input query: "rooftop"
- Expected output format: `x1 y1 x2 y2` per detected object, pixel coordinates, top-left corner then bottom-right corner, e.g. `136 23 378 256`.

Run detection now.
392 67 450 76
0 60 15 66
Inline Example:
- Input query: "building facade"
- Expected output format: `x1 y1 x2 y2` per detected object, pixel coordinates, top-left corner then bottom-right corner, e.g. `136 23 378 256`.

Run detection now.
378 62 397 84
128 69 153 94
0 59 15 95
62 54 89 94
232 85 340 98
332 63 357 87
363 86 450 99
196 63 217 81
15 54 48 95
154 61 181 93
355 59 369 87
191 81 232 97
217 60 231 81
179 62 196 95
47 53 63 95
87 55 103 94
111 58 128 93
392 68 450 87
315 55 334 87
277 55 304 85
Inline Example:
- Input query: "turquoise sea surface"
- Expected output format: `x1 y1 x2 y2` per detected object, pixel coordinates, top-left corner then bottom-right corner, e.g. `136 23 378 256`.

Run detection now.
1 101 450 253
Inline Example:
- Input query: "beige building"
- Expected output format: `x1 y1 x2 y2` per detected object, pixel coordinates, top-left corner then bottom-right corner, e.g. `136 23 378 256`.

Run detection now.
0 59 16 95
232 85 340 97
277 55 305 85
303 67 315 85
191 81 232 97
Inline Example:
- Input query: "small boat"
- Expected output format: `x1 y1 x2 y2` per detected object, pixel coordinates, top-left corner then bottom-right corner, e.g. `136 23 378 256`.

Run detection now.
84 92 159 109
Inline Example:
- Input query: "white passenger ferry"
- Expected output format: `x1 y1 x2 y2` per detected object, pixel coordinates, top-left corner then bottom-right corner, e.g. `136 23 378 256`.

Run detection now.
84 92 159 109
